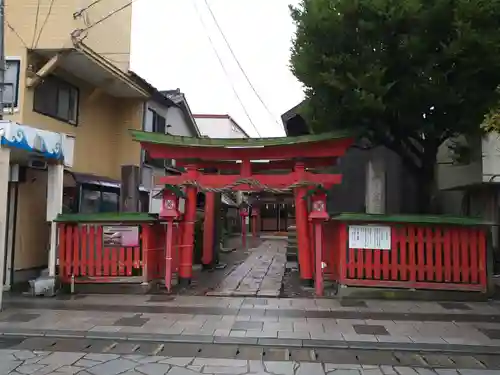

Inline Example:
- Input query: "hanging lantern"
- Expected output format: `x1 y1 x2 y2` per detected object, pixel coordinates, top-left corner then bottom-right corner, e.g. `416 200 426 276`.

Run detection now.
239 201 250 217
159 189 180 219
309 192 329 221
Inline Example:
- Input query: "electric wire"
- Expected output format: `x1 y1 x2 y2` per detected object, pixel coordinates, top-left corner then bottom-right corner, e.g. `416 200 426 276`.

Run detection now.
191 0 261 137
76 0 139 35
6 20 28 49
33 0 56 49
73 0 105 19
31 0 41 48
203 0 281 128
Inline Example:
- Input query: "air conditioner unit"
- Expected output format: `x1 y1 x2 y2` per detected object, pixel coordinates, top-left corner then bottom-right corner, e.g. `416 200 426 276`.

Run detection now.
28 158 47 170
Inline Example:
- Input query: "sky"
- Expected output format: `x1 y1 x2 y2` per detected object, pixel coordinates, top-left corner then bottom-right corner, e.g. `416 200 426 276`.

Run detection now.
130 0 304 137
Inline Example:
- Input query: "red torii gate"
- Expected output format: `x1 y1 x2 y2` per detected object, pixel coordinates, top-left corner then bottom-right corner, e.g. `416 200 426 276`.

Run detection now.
131 130 354 293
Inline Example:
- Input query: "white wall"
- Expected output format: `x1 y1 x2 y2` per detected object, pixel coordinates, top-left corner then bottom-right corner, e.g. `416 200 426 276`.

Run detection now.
229 119 247 138
436 133 500 190
482 133 500 182
195 117 248 139
195 117 232 138
166 107 192 136
145 101 193 136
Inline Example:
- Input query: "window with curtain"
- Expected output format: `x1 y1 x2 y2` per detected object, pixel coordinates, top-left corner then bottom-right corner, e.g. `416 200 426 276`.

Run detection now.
80 189 101 214
101 191 119 212
34 75 79 125
79 186 119 213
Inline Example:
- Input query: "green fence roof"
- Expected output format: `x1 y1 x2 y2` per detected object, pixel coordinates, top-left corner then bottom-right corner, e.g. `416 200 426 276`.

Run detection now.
330 213 493 226
55 212 158 223
130 129 354 148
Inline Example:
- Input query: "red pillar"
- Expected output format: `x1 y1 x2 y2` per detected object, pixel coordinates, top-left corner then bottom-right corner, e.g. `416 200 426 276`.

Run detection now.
294 187 313 286
252 215 257 238
241 216 247 248
202 192 216 268
179 185 197 285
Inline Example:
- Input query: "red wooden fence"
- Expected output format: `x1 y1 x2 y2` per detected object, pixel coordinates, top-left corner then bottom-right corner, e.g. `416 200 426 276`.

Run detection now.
324 217 489 292
58 222 181 284
143 222 181 281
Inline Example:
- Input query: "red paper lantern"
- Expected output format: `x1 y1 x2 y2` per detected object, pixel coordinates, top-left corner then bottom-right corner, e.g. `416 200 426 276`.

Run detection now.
160 190 180 219
239 202 250 217
309 192 329 221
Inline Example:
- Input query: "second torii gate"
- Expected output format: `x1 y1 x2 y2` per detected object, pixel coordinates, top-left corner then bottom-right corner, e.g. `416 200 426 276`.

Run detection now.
131 130 354 292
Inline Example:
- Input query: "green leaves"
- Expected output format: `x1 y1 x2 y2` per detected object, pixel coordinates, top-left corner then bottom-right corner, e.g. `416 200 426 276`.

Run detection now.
290 0 500 171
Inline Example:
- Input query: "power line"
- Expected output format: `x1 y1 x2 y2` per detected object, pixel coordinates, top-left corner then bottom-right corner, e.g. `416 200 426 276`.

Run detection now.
191 0 261 137
30 0 41 48
73 0 105 19
74 0 138 37
6 20 28 49
203 0 281 129
98 52 130 55
33 0 56 49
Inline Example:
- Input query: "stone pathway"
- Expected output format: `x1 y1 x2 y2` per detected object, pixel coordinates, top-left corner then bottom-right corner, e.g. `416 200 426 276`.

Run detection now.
207 240 286 297
0 349 498 375
3 296 500 348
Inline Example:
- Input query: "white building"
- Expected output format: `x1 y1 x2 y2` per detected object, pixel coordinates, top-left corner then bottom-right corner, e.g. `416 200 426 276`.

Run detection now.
193 114 249 139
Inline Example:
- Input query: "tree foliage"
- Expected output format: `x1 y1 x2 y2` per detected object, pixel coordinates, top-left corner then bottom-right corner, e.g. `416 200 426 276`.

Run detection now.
290 0 500 208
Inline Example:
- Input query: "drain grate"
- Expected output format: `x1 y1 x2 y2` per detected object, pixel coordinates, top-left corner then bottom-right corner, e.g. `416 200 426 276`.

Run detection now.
1 335 497 370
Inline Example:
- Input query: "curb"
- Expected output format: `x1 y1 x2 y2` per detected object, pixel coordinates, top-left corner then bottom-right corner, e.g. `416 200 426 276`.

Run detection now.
1 330 500 355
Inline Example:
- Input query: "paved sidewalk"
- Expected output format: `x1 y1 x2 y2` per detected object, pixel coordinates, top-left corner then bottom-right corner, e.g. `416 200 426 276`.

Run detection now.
1 348 500 375
207 241 286 297
3 296 500 350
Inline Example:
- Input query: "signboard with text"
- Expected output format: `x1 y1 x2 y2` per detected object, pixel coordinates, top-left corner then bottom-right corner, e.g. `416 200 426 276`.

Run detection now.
348 225 391 250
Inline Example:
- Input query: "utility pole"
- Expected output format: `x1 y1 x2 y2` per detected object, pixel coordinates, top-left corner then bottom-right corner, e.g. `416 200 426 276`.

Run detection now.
0 0 5 120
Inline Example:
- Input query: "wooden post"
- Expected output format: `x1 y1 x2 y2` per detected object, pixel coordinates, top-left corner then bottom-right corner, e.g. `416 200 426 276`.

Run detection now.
241 216 247 248
180 185 197 285
141 224 150 284
294 186 313 286
165 219 174 291
202 192 216 268
252 215 257 238
314 222 323 296
293 161 313 287
309 190 329 296
239 202 250 249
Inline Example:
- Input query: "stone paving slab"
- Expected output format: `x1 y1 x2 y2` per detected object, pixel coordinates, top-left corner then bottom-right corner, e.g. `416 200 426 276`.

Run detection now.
206 240 287 297
0 349 500 375
5 295 500 316
2 306 500 348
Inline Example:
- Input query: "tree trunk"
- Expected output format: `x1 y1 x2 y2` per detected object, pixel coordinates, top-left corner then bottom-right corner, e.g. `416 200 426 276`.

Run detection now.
414 154 438 214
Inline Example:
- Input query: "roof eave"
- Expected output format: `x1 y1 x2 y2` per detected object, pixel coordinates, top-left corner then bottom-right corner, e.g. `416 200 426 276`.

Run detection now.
72 41 149 98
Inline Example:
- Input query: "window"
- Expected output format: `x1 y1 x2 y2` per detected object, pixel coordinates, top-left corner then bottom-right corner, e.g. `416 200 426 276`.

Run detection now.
4 59 20 108
80 189 101 214
79 185 119 213
33 75 79 125
101 191 119 212
146 108 166 134
144 108 174 169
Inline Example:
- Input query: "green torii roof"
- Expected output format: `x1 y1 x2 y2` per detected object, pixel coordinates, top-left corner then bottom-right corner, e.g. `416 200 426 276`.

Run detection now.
130 129 355 148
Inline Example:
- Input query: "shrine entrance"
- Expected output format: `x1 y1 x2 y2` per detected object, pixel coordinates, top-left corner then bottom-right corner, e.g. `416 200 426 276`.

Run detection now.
132 130 354 295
